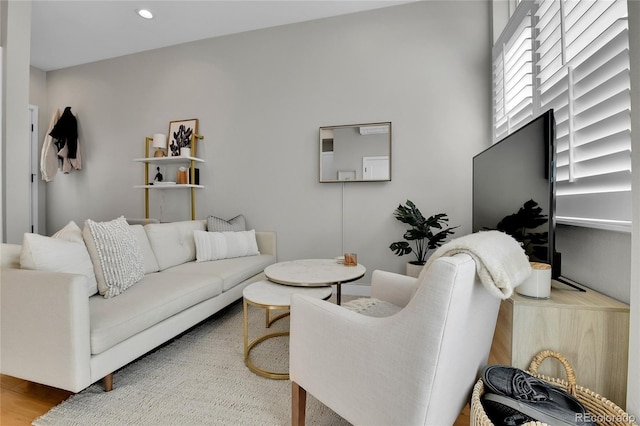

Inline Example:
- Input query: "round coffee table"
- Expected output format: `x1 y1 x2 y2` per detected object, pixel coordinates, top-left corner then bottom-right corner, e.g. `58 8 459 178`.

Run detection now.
242 280 332 380
264 259 366 305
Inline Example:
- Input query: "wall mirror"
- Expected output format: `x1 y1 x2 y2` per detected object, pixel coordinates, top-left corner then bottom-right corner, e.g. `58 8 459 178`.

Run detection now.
319 122 392 182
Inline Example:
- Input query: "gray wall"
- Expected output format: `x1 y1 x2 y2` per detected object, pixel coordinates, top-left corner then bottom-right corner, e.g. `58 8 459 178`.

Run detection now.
556 225 631 303
39 1 492 283
2 0 31 244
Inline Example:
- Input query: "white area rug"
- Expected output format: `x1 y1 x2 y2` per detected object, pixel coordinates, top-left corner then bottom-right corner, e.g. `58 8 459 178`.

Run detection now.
33 300 350 426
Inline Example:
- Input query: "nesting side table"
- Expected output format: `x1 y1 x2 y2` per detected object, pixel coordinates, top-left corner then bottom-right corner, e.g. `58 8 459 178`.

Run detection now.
264 259 366 305
242 280 332 379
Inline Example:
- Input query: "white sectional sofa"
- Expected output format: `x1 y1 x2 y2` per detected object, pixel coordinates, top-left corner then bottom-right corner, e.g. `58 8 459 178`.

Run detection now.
0 219 276 392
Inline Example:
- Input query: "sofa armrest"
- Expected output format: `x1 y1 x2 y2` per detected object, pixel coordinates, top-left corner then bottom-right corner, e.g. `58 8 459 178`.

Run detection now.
370 270 418 308
0 268 92 392
255 231 276 258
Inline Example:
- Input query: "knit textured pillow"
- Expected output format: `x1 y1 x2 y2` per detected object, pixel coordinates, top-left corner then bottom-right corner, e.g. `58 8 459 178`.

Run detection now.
83 216 145 298
207 214 246 232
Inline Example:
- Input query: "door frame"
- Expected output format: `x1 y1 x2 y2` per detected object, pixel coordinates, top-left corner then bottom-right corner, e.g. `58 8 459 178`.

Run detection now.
29 104 39 234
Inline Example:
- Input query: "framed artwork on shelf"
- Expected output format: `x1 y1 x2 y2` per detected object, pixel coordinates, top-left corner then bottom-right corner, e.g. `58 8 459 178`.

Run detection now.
168 118 198 157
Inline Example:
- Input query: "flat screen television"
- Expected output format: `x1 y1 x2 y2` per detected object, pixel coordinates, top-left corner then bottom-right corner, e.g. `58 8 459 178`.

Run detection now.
473 110 560 278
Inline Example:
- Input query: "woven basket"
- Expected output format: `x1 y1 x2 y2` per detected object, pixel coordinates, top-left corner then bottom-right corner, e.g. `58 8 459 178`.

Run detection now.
471 350 636 426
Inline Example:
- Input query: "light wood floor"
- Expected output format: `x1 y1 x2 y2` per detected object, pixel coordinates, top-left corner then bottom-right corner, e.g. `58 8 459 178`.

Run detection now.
1 374 73 425
0 373 471 425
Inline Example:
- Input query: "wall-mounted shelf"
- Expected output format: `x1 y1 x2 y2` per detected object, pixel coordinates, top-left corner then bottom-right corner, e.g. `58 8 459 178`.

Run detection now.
132 156 204 165
133 135 205 220
134 184 205 189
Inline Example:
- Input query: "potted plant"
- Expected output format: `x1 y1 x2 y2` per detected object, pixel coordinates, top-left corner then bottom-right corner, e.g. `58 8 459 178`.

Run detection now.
389 200 458 277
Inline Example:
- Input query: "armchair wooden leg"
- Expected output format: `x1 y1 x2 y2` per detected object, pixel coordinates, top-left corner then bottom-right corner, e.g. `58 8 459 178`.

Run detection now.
104 373 113 392
291 381 307 426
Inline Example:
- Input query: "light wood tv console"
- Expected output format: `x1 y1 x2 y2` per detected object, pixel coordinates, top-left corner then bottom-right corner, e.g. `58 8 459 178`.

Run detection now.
489 279 630 408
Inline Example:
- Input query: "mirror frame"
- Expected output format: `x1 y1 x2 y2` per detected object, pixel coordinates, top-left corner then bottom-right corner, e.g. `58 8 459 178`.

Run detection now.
319 122 392 183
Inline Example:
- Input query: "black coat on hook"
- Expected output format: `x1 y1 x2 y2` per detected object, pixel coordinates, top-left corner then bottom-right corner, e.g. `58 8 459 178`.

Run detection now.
49 106 78 159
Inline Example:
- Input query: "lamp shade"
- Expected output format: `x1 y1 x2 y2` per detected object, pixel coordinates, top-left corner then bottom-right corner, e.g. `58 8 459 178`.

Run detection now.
152 134 167 149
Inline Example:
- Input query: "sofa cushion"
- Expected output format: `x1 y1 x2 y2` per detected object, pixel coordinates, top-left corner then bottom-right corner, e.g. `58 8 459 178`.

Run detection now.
89 272 223 355
129 225 160 274
193 229 259 262
83 216 145 299
144 220 206 271
207 214 246 232
342 297 403 317
20 228 99 297
164 253 276 291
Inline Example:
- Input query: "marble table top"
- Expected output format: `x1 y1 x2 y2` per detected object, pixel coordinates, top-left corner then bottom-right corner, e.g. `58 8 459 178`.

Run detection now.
264 258 366 287
243 280 332 307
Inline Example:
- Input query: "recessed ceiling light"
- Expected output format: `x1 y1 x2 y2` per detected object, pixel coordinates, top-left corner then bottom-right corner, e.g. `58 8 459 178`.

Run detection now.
136 9 153 19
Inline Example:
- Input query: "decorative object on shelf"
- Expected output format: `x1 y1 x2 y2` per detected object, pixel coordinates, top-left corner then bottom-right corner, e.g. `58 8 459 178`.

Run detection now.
344 253 358 266
152 134 167 157
389 200 458 275
168 118 203 157
180 147 191 157
153 167 163 183
177 167 188 184
517 261 551 299
190 167 200 185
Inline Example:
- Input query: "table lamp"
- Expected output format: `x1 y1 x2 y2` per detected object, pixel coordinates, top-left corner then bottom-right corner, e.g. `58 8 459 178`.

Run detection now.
152 133 167 157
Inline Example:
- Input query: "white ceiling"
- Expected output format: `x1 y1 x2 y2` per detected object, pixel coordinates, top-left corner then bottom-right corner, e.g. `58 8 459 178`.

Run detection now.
30 0 418 71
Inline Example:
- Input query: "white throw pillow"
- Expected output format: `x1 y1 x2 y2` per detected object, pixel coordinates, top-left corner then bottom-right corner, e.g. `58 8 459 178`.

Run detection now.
20 221 99 297
83 216 145 299
52 220 84 243
194 229 259 262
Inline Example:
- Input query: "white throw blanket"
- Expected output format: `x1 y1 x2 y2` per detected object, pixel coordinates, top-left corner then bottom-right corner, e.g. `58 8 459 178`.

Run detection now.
424 231 532 299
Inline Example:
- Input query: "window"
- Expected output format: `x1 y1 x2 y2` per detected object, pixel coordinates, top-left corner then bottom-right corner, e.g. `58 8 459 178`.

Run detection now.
493 0 631 231
493 5 534 141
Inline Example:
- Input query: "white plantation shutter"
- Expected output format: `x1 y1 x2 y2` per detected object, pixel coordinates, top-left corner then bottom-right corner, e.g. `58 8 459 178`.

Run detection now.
493 5 535 141
494 0 631 230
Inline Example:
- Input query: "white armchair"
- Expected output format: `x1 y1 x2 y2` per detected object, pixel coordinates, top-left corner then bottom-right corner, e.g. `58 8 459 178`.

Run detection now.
290 235 529 426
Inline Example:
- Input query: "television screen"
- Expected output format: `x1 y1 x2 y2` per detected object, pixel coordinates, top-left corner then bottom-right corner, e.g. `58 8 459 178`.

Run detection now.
473 110 557 277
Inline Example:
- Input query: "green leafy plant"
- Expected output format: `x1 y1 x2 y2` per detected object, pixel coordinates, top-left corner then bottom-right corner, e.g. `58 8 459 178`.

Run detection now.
389 200 459 265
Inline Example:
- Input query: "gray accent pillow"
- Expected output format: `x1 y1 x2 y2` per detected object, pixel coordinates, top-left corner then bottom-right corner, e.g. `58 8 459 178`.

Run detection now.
83 216 145 299
207 214 246 232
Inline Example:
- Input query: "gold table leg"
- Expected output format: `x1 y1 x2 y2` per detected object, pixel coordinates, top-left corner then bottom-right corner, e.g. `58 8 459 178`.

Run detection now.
243 298 291 380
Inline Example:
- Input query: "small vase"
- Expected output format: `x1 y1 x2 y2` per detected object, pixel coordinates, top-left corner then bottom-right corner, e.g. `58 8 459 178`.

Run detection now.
406 262 425 278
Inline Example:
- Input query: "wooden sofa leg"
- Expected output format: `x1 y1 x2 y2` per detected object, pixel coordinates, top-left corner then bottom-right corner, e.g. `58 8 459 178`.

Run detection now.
292 381 307 426
104 373 113 392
